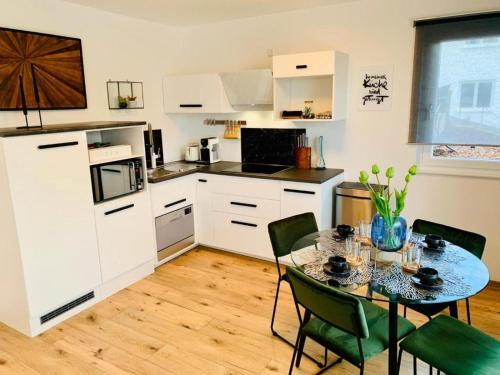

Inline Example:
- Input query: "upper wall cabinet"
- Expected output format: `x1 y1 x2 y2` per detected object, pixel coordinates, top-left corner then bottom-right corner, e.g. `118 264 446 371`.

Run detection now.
163 74 235 114
272 50 348 122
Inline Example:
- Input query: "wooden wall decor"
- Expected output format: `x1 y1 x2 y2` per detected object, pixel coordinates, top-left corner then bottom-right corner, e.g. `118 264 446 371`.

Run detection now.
0 27 87 110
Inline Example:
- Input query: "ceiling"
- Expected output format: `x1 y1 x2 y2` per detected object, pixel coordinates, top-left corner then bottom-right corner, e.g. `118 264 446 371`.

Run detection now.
61 0 356 27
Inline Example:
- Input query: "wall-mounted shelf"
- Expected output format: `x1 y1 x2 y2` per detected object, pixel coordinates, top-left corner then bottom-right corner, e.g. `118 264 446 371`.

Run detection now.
272 50 348 122
107 80 144 110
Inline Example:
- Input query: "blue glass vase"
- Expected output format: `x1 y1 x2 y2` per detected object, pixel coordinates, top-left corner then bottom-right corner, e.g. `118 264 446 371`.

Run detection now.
370 213 407 252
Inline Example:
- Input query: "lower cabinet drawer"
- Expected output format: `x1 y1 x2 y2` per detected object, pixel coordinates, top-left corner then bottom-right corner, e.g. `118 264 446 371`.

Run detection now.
150 175 195 217
212 193 280 219
212 212 273 260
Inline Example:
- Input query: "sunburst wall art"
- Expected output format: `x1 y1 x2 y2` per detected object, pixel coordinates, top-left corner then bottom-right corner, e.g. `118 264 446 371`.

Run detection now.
0 27 87 110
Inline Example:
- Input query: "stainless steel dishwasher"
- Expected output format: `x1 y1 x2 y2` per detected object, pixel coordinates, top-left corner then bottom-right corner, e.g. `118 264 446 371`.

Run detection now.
335 182 385 227
155 204 194 262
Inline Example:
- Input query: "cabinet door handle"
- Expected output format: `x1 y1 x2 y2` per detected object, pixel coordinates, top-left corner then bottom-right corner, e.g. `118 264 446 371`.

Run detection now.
164 198 187 208
284 188 316 195
231 220 257 228
38 141 79 150
105 203 134 216
230 201 257 208
295 64 308 69
179 104 203 108
198 179 207 182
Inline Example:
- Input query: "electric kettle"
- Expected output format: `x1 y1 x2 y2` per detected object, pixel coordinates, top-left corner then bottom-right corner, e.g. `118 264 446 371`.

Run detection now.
185 143 199 162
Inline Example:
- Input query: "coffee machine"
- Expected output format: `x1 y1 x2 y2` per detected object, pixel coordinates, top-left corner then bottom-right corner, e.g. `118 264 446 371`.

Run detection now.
199 137 220 164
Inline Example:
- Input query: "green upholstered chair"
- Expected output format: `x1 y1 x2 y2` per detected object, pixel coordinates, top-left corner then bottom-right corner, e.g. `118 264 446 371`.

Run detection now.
398 315 500 375
286 266 416 375
267 213 324 366
404 219 486 325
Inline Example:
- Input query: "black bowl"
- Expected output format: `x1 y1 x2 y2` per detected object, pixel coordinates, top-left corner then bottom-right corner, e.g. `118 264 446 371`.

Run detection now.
337 224 354 238
424 234 445 249
328 255 348 272
416 267 439 285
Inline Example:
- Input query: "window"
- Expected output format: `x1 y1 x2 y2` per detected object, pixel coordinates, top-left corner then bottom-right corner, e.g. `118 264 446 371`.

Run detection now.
459 81 493 109
409 12 500 176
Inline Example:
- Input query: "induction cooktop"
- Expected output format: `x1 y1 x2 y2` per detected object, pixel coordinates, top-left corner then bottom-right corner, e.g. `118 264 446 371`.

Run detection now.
222 163 291 175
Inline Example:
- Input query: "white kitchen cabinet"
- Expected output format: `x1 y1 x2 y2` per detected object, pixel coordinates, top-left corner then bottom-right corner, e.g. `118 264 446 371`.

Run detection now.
95 192 155 283
281 181 323 224
163 74 234 113
272 50 348 122
150 174 195 218
273 50 336 78
212 212 273 259
212 193 281 220
195 173 213 245
0 132 101 332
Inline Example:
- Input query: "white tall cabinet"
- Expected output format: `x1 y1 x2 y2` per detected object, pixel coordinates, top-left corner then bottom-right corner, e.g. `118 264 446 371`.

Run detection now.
0 123 155 337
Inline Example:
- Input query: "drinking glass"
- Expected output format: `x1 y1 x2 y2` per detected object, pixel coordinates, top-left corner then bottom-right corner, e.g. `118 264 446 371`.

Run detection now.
346 237 362 266
358 220 372 246
402 243 421 274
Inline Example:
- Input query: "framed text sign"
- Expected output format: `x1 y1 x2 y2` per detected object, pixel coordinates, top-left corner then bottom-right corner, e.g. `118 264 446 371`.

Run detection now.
358 66 393 111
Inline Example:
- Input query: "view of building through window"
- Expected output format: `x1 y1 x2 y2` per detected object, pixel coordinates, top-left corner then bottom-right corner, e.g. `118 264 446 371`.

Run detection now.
432 145 500 160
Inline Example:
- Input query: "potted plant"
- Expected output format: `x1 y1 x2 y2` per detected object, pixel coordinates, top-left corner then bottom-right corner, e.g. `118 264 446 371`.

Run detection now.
118 95 128 108
358 164 417 251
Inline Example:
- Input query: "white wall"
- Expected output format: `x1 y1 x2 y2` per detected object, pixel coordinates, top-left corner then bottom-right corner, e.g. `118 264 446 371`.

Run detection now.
1 0 499 281
172 0 500 280
0 0 186 156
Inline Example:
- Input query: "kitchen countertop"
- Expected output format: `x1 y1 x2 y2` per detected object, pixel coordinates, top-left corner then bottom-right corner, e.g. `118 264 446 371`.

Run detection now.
148 161 344 184
0 121 146 137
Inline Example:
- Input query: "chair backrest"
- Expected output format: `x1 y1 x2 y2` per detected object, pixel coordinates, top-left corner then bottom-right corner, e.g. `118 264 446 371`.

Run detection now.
413 219 486 259
268 212 318 258
286 266 369 339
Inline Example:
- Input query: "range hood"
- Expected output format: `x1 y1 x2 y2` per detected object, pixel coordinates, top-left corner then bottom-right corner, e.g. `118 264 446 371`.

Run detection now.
219 69 273 111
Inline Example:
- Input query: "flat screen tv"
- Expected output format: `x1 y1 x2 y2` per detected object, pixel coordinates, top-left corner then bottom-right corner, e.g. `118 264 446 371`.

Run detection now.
0 27 87 110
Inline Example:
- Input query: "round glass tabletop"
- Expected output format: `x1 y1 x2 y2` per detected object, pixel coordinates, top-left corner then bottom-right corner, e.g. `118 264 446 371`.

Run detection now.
290 229 490 305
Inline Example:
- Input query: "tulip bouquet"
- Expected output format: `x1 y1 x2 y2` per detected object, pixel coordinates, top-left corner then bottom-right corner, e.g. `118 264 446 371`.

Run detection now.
359 164 417 250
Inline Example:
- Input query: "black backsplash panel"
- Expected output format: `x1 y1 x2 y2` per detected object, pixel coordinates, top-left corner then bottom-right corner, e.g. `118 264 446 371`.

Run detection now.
241 128 306 165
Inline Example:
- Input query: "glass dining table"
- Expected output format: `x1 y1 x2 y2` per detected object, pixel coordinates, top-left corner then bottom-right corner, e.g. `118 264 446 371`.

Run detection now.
290 228 490 375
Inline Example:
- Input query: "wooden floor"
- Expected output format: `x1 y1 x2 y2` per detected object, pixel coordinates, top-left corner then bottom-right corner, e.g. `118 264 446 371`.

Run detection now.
0 247 498 375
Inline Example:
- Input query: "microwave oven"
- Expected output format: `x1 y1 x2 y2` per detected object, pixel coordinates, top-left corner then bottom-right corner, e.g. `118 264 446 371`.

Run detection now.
90 158 144 203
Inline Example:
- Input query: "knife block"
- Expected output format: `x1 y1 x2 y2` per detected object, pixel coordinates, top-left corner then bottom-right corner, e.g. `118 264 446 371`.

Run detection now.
295 147 311 169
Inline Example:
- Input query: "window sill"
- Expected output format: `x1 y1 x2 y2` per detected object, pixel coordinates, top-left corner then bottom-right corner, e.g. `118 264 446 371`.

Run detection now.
418 164 500 179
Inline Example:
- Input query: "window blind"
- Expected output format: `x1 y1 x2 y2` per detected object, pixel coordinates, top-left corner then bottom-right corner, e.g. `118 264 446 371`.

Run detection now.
408 12 500 146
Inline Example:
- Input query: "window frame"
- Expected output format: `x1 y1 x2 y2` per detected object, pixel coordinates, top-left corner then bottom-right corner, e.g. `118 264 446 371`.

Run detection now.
417 145 500 179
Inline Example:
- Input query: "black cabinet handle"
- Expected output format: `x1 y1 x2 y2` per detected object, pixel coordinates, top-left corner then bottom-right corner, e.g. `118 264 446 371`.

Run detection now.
105 203 134 216
180 104 203 108
231 220 257 228
165 198 187 208
38 141 78 150
295 64 308 69
284 188 315 195
102 168 121 174
198 179 207 183
231 201 257 208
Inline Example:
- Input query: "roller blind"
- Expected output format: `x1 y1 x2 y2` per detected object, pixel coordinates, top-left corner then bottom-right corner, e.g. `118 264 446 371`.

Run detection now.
408 12 500 146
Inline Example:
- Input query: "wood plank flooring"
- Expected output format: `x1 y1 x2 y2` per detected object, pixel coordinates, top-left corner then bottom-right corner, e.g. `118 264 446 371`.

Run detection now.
0 247 498 375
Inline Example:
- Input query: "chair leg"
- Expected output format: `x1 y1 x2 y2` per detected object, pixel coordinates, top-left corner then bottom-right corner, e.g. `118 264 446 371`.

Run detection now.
397 348 403 375
466 298 472 325
323 347 328 367
288 328 302 375
270 278 282 336
403 306 407 318
413 356 417 375
295 334 307 367
429 365 432 374
359 364 364 375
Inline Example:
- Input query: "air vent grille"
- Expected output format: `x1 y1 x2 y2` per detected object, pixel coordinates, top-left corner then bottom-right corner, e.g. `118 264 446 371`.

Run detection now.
40 291 95 324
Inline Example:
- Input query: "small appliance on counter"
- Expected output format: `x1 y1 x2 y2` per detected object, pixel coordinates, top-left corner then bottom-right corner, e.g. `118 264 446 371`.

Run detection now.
90 157 144 203
185 143 200 162
199 137 220 164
